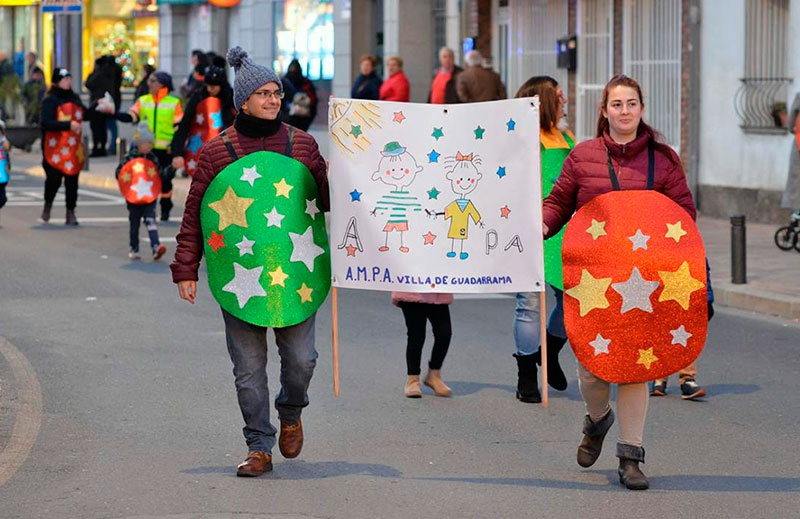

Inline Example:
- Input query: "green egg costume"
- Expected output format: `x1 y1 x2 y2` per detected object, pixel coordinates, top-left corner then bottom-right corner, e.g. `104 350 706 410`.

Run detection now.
200 150 330 328
542 129 575 290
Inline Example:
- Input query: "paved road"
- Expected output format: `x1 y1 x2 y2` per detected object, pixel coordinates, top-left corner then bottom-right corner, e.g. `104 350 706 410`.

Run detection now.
0 173 799 519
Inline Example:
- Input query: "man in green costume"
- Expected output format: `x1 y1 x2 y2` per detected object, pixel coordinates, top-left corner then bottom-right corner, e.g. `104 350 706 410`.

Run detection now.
171 46 329 477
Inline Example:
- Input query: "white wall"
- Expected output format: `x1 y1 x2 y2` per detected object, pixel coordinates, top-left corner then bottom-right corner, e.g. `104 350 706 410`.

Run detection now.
698 0 794 190
384 0 434 103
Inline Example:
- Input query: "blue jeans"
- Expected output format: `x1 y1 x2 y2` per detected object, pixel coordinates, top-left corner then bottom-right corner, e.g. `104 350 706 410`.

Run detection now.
513 285 565 356
222 309 318 454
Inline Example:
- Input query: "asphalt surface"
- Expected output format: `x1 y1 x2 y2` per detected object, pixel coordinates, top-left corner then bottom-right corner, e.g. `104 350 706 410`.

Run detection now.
0 166 799 518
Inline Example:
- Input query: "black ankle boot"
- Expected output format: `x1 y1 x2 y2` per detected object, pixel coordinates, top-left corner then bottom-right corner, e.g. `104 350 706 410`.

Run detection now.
41 202 52 223
537 333 568 391
617 443 649 490
513 353 541 403
576 408 615 467
65 209 78 226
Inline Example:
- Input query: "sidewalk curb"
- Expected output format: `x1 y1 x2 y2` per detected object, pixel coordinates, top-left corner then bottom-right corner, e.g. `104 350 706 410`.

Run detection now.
714 282 800 320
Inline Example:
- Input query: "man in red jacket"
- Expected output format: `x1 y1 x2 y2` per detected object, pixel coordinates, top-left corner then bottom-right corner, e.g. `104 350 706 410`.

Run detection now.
170 46 329 478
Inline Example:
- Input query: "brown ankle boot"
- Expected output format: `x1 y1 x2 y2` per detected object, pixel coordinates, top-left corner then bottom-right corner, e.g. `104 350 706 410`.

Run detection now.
424 369 452 397
617 443 649 490
405 375 422 398
576 408 615 467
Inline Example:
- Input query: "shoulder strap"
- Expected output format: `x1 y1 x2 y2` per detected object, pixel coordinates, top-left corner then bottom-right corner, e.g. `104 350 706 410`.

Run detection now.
606 141 655 191
285 126 295 156
220 129 239 161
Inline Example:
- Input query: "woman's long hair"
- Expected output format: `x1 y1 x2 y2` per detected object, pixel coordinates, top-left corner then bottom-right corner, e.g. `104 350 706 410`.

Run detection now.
596 74 679 164
515 75 560 131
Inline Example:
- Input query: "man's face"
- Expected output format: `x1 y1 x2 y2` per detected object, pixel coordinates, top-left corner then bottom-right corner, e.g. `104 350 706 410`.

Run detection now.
241 82 282 121
440 50 454 70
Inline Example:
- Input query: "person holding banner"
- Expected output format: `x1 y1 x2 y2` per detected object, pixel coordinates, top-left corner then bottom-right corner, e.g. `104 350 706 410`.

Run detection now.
171 46 329 478
542 74 697 490
511 76 574 404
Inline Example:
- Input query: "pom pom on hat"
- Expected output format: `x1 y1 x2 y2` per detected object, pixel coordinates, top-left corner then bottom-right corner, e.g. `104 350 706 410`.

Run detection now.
51 67 71 84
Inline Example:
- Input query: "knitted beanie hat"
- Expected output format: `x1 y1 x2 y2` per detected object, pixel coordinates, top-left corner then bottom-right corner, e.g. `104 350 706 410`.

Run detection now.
226 46 282 109
204 65 227 87
51 67 71 84
133 122 154 146
152 71 174 92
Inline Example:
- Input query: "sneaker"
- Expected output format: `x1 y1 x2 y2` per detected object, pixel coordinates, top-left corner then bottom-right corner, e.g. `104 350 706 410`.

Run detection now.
153 244 167 261
650 379 667 396
128 249 142 260
680 378 706 400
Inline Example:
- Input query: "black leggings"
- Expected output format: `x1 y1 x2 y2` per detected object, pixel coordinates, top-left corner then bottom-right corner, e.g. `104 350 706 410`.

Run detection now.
43 161 78 209
399 302 452 375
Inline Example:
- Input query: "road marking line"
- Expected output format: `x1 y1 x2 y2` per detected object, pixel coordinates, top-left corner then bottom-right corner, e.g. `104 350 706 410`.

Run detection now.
0 337 43 489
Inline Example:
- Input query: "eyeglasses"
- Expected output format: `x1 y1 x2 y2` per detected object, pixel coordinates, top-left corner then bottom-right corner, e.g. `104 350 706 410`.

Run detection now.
251 89 284 100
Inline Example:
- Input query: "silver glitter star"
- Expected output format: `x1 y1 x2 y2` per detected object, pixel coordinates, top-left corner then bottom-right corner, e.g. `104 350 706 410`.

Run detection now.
240 165 261 187
589 333 611 356
670 325 692 347
235 236 256 257
629 229 650 251
306 198 320 219
264 207 285 228
611 267 659 314
222 263 266 308
289 226 325 272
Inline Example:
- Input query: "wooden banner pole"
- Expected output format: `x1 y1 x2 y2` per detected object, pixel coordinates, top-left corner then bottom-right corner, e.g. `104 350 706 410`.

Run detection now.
332 286 340 396
540 290 548 407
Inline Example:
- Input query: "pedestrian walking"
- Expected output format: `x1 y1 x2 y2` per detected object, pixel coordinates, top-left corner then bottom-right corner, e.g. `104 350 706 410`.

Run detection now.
427 47 462 104
0 120 10 225
379 56 410 102
115 123 166 261
542 74 698 490
512 76 574 404
171 46 330 478
351 54 382 101
85 55 119 157
392 291 454 398
283 58 318 131
456 50 506 103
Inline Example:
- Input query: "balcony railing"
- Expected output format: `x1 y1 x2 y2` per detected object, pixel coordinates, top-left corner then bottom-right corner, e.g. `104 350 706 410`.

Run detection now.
734 77 793 134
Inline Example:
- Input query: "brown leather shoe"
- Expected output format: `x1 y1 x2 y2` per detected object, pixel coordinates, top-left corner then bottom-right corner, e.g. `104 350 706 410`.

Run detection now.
279 419 303 459
236 451 272 477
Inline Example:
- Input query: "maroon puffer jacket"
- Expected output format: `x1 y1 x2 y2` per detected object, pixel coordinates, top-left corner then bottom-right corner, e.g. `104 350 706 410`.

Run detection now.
543 131 696 238
170 123 329 283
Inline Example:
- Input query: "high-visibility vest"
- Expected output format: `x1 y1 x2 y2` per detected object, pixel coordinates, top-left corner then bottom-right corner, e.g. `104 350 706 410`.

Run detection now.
138 94 181 150
0 141 9 183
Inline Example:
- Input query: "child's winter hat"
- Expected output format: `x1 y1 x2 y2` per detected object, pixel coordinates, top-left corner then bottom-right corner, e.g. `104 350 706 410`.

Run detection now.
133 122 154 146
226 46 282 110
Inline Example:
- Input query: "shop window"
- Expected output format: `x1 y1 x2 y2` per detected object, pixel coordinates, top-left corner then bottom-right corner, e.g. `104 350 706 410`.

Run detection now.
272 0 334 80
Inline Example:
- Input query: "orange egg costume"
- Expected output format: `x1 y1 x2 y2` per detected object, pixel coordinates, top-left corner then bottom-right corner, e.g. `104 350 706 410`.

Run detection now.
562 190 707 384
43 102 85 175
117 157 162 205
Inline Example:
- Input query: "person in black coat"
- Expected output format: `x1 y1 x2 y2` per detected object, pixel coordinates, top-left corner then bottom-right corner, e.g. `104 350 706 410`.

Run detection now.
85 55 119 156
351 54 382 101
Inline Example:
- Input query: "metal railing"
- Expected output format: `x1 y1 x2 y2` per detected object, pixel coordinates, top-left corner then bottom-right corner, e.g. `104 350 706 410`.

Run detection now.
734 77 793 134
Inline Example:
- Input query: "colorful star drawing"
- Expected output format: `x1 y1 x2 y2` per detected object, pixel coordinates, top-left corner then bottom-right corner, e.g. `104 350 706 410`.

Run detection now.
611 267 659 314
393 111 406 123
428 149 441 163
350 124 362 137
589 333 611 356
208 186 254 231
264 207 285 228
289 227 325 272
187 133 204 154
240 165 261 187
297 283 314 303
207 231 225 252
500 205 511 218
268 265 289 287
670 325 692 347
427 187 440 200
130 177 154 200
565 269 613 317
658 261 705 310
210 111 223 130
432 127 444 140
346 244 357 256
474 126 485 139
629 229 650 251
636 347 659 370
665 221 688 242
222 263 266 309
423 231 437 245
350 189 362 201
235 236 255 256
507 118 516 131
496 166 507 178
586 219 607 240
274 178 294 198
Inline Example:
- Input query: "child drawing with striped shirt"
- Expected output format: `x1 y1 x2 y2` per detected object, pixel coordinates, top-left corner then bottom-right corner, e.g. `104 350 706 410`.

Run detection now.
371 141 423 253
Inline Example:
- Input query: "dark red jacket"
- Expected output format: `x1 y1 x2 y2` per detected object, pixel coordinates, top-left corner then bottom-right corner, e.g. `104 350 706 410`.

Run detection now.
543 131 696 238
170 123 329 283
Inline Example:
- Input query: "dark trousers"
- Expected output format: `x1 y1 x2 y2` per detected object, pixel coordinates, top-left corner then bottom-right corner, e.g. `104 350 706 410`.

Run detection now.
399 302 452 375
152 148 174 218
43 161 78 209
0 182 7 209
128 201 159 252
90 115 108 150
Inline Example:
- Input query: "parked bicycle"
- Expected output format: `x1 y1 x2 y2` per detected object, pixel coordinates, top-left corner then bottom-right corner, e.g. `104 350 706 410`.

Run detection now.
774 209 800 251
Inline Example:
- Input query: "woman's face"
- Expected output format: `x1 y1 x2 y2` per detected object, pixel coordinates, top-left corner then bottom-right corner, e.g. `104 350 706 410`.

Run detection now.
602 85 643 138
360 59 374 76
387 59 400 76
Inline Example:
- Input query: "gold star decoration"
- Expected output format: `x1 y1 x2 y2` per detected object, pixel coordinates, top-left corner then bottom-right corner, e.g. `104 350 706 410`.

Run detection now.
132 162 145 173
121 172 131 182
297 283 314 303
636 347 659 369
565 269 613 316
146 166 158 178
586 219 607 240
665 221 688 242
268 265 289 287
274 178 294 199
208 186 255 231
658 261 705 310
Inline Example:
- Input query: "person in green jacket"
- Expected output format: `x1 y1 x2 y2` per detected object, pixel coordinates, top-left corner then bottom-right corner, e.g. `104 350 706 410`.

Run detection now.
511 76 575 403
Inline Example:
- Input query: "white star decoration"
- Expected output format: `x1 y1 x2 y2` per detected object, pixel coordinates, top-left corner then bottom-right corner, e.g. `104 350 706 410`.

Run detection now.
52 154 61 163
289 226 325 272
264 207 285 228
629 229 650 251
589 334 611 356
240 165 261 187
61 147 69 156
64 160 74 170
68 136 76 146
196 113 204 125
235 236 256 256
611 267 660 314
188 159 197 170
222 263 266 308
305 198 320 219
48 138 57 147
670 325 692 347
130 177 154 200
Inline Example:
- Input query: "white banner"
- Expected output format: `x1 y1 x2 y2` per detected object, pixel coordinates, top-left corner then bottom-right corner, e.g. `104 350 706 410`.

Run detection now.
328 98 543 293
